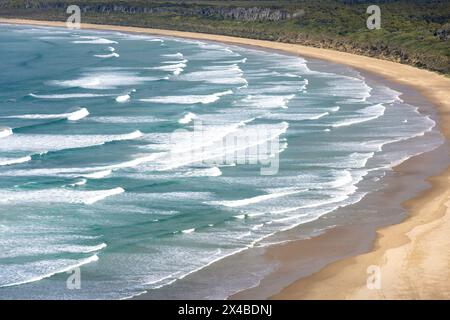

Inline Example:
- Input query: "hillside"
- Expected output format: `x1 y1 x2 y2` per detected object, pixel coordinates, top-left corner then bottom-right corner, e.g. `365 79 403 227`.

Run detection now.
0 0 449 74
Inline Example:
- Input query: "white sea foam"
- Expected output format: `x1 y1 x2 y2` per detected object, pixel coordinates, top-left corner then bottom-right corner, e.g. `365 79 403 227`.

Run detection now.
38 36 70 40
360 103 386 117
308 112 329 120
0 130 143 152
162 59 188 64
329 106 340 112
68 179 87 187
79 153 162 174
3 107 89 121
141 90 233 105
29 93 113 99
263 112 329 121
271 194 351 215
210 189 305 208
72 36 118 44
201 64 239 71
2 242 107 258
193 44 241 59
0 127 13 138
182 228 195 234
115 130 143 140
83 187 125 205
327 170 354 188
13 27 70 35
320 152 375 169
2 153 161 178
252 224 264 231
81 243 107 253
332 103 385 128
115 89 135 103
67 108 89 121
373 86 403 104
311 72 372 102
0 156 32 166
202 167 222 177
90 116 161 124
88 153 162 173
299 150 376 171
213 58 247 64
344 153 374 169
332 115 379 128
156 121 288 171
163 52 183 58
94 52 120 58
82 169 112 179
181 167 222 177
50 72 161 90
0 254 99 288
4 119 288 177
151 62 187 75
237 94 295 109
243 81 307 94
181 65 247 85
178 112 197 124
116 94 130 103
0 187 124 205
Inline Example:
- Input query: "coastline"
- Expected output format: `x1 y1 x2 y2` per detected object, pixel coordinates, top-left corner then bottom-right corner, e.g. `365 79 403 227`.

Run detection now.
232 75 450 300
1 18 449 300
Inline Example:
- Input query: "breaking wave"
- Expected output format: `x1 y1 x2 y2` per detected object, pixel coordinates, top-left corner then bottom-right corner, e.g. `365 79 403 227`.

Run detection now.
0 127 13 138
140 90 233 105
178 112 197 124
3 108 89 121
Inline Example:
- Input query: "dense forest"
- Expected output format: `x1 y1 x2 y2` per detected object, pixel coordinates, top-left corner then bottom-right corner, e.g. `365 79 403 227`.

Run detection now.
1 0 449 74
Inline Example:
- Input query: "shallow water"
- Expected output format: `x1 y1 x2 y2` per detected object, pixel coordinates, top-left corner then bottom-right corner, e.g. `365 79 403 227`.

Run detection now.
0 24 443 299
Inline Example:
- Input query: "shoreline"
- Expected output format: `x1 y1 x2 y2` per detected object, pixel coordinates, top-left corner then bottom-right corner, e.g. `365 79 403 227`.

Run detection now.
231 74 449 300
1 18 449 300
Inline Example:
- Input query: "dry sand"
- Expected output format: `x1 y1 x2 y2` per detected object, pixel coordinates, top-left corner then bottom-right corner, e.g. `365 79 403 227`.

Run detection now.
1 18 449 299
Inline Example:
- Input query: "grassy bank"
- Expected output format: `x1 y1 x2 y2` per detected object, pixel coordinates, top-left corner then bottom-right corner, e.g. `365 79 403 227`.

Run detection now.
0 0 449 74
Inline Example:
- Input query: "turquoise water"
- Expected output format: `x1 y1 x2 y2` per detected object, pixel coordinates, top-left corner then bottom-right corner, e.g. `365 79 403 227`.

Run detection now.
0 24 443 299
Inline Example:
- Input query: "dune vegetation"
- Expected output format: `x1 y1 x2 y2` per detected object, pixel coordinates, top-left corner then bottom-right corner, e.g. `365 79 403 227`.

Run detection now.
1 0 449 74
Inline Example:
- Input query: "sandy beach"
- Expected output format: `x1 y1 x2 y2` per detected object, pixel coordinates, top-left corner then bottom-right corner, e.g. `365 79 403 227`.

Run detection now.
1 18 449 300
273 167 450 299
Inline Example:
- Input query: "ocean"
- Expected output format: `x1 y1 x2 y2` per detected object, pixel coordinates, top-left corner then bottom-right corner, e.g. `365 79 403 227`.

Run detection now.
0 24 443 299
